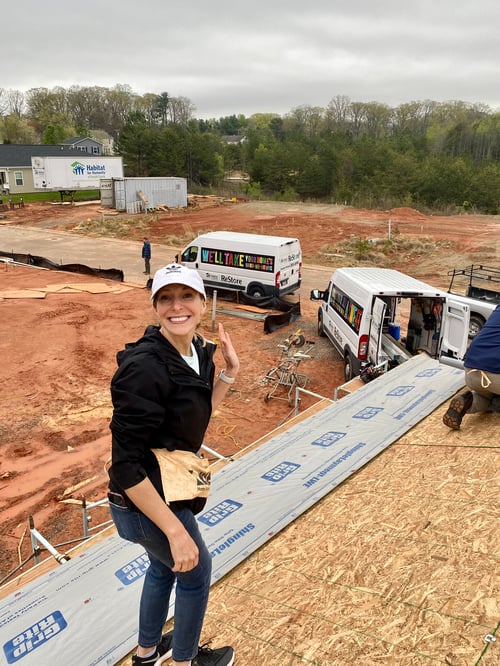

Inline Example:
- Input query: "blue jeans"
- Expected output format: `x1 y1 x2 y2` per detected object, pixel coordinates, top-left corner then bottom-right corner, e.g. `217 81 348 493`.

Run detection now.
109 502 212 662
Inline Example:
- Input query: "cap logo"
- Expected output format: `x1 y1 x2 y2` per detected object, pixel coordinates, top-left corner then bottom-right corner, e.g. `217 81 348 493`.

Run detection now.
151 262 206 301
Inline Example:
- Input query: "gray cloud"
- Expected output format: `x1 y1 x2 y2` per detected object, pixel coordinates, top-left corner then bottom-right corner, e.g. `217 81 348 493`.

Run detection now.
3 0 499 118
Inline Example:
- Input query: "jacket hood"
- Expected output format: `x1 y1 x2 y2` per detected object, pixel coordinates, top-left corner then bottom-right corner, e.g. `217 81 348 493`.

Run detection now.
116 325 159 366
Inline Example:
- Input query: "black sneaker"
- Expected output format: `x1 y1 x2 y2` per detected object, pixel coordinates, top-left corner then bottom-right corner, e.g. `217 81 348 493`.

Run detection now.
131 631 173 665
192 644 235 666
443 390 473 430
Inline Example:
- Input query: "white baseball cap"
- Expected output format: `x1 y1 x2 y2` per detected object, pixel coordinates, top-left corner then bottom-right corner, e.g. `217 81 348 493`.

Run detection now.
151 263 206 301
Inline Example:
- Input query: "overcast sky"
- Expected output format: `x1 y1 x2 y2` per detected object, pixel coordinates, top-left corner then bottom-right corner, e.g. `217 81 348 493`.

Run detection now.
3 1 499 119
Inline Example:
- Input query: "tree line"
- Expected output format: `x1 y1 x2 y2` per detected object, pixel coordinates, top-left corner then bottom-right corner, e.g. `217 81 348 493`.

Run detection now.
1 85 500 213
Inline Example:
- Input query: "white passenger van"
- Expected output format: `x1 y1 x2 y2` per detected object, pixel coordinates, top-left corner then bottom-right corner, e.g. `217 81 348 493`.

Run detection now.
177 231 302 298
310 267 496 381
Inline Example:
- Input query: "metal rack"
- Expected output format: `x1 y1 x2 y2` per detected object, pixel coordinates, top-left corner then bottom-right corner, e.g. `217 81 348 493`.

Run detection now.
263 330 315 405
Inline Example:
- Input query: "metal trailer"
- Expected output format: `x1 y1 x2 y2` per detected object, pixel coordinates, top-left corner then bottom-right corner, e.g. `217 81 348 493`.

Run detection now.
104 177 188 212
31 156 124 192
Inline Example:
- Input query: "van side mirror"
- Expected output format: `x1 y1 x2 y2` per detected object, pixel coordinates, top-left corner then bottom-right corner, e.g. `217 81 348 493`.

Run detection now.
310 289 325 301
175 253 179 262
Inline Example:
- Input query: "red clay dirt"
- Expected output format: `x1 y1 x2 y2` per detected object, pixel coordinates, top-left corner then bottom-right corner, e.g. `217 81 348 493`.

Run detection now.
0 200 498 580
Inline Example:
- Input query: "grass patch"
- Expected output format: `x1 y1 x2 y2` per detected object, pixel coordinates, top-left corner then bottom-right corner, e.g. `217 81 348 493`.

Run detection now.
157 226 215 248
315 235 454 267
6 190 100 203
72 214 152 238
72 213 213 249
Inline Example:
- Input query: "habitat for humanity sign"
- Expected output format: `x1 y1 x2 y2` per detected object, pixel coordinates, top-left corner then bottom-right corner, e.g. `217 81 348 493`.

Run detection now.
31 156 124 190
70 161 108 176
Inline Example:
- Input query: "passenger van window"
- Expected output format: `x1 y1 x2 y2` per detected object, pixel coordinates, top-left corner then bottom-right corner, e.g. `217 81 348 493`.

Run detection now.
182 246 198 262
330 286 364 333
200 247 274 272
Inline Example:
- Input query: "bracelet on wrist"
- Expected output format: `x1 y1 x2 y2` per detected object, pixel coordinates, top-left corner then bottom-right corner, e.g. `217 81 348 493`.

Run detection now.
218 369 235 384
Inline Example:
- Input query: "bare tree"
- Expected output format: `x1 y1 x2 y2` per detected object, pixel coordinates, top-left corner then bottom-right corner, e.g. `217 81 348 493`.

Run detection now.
6 89 26 117
104 84 137 137
348 102 367 139
135 93 161 125
286 105 325 139
168 96 196 126
0 88 8 116
66 85 109 131
325 94 351 131
362 102 391 139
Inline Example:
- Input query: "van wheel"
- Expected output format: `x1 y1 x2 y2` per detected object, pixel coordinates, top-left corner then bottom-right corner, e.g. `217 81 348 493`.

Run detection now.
248 284 265 298
318 312 326 337
344 354 354 382
469 314 485 339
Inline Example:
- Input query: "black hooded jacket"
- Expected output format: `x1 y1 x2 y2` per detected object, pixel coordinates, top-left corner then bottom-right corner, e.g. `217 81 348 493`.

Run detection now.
108 325 216 512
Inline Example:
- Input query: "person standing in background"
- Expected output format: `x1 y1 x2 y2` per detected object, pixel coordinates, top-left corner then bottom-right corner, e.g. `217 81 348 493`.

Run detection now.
142 237 152 275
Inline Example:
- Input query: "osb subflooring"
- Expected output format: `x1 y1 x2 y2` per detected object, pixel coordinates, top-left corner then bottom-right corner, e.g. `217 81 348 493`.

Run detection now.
3 399 498 665
116 401 499 666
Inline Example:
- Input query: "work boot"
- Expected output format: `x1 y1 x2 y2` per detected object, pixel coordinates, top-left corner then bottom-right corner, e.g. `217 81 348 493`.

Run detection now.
489 395 500 413
443 391 473 430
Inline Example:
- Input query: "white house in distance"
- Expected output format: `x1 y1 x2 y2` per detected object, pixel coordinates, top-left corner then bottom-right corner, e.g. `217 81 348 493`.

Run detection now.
61 132 114 156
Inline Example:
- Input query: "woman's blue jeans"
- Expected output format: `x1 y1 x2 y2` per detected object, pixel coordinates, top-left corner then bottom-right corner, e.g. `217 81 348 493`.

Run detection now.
109 502 212 662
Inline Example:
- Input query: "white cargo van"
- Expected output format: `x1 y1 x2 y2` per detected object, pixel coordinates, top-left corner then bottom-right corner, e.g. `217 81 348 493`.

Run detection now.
310 267 496 381
177 231 302 298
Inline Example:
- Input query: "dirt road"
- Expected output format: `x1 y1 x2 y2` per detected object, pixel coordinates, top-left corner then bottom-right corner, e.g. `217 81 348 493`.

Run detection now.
0 199 498 579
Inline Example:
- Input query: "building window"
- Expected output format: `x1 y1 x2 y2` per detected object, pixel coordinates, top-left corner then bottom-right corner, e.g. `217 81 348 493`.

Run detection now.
14 172 24 186
92 146 100 154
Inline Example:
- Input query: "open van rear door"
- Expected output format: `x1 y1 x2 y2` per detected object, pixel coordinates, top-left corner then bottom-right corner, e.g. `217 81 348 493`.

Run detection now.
368 297 386 364
440 297 469 363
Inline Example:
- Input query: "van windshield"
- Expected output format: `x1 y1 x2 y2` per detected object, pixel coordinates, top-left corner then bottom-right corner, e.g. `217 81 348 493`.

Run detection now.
182 246 198 262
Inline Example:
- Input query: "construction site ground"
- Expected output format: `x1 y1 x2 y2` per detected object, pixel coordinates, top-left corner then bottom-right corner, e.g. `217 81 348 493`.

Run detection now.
0 200 498 665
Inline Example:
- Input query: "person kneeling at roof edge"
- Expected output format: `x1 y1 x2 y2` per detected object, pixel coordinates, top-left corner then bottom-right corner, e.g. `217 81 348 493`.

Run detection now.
443 304 500 430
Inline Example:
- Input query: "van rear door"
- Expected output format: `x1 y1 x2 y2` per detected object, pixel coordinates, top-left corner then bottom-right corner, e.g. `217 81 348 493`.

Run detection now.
368 297 386 365
277 240 301 292
440 297 469 362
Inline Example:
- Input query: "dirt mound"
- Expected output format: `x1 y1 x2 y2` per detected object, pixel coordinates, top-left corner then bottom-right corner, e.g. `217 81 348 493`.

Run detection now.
389 206 428 220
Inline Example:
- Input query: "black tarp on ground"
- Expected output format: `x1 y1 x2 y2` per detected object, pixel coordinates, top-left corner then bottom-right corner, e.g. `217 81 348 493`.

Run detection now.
263 302 301 333
0 251 124 282
229 292 301 332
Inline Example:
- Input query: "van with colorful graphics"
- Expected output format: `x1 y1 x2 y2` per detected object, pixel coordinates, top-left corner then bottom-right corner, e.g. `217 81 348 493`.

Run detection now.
177 231 302 298
310 267 496 381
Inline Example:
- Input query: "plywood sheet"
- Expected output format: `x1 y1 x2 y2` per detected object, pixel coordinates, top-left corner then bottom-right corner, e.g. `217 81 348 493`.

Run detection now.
0 282 133 298
0 289 46 299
